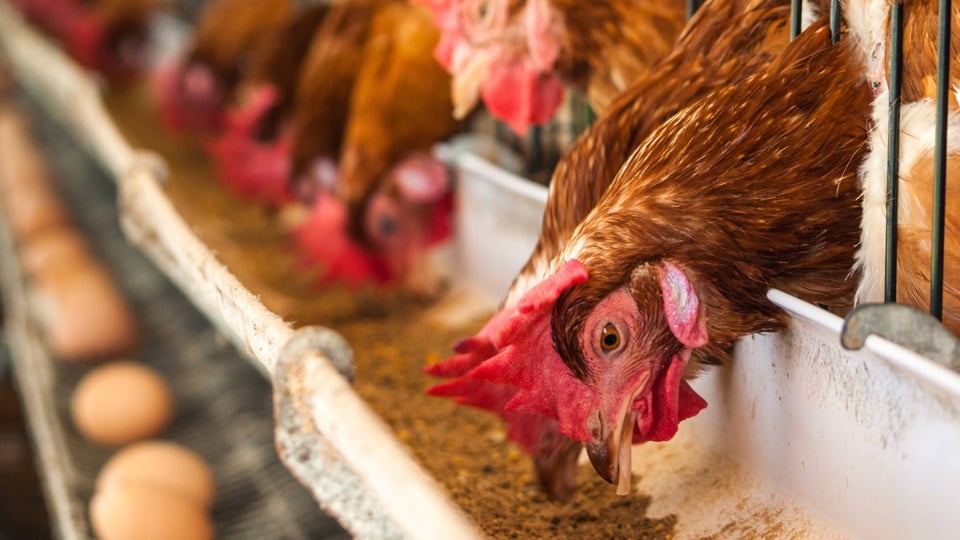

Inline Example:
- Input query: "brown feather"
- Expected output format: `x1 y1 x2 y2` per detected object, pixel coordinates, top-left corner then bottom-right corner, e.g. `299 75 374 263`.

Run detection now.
897 150 960 333
899 0 960 106
288 0 393 179
550 0 687 111
554 21 872 375
187 0 293 90
244 4 330 106
509 0 802 307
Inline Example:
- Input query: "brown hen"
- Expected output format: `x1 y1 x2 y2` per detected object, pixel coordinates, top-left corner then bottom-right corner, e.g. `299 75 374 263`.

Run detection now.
427 0 871 503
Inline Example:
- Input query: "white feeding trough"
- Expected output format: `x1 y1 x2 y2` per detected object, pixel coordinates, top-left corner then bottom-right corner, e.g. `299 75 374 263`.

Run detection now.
2 3 959 538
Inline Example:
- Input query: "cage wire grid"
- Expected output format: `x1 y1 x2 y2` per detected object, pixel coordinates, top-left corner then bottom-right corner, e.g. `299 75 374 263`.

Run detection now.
0 91 350 540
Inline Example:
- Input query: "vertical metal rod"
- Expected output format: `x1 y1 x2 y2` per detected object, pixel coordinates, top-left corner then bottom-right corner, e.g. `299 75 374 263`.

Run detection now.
886 1 904 303
529 125 543 173
830 0 841 44
790 0 802 39
931 0 952 319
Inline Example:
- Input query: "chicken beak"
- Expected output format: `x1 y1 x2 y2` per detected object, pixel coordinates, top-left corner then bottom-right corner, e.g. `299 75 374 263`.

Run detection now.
586 408 638 495
451 51 492 119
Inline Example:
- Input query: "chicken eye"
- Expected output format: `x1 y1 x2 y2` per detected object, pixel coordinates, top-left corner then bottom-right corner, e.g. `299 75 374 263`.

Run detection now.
477 0 489 19
600 323 621 352
378 214 397 237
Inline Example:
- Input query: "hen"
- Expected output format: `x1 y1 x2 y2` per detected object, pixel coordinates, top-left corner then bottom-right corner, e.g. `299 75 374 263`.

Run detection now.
155 0 293 133
11 0 156 77
333 1 463 292
854 0 960 334
429 0 802 501
416 0 687 133
427 0 872 502
281 1 461 290
206 3 331 204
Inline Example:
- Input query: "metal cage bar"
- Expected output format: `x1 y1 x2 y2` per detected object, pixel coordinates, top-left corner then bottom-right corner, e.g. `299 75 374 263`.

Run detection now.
931 0 952 318
830 0 841 44
886 2 905 303
791 0 802 39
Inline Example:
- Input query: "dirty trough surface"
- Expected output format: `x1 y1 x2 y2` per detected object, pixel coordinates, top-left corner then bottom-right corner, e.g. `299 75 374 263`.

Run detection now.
104 84 681 539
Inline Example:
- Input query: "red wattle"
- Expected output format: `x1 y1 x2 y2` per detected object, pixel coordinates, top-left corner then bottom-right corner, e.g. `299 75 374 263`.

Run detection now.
481 60 565 135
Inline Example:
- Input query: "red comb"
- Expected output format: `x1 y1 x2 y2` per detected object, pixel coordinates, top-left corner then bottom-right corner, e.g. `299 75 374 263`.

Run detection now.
426 260 599 447
292 193 393 287
206 85 293 205
14 0 105 69
482 60 565 136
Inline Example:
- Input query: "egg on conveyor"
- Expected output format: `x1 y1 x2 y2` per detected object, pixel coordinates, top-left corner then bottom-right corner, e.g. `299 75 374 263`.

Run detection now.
30 258 139 362
71 362 174 445
97 440 216 510
90 483 214 540
0 161 69 243
18 226 89 278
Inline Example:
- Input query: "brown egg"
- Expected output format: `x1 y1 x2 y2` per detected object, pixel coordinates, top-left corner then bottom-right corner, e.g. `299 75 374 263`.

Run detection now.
30 258 139 362
0 110 35 193
97 441 216 510
71 362 173 445
17 226 89 278
90 483 214 540
0 164 70 243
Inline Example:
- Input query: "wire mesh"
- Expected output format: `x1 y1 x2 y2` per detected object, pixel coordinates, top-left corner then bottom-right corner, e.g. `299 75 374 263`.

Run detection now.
2 93 350 540
472 90 595 185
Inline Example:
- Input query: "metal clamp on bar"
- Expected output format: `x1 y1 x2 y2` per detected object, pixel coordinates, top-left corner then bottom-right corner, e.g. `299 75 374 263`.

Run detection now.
272 347 402 539
841 303 960 372
272 328 480 540
122 150 170 186
279 326 355 381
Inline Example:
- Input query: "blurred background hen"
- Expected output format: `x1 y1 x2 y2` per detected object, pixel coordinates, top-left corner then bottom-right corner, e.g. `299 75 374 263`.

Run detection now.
156 0 462 292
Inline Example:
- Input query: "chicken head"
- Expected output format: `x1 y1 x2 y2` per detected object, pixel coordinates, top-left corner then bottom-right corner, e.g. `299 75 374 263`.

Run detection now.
415 0 565 134
361 154 454 293
554 261 708 492
427 259 707 497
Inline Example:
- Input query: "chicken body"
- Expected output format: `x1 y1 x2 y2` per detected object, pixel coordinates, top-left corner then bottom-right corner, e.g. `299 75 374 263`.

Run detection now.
289 0 393 191
436 0 811 486
335 2 462 291
429 0 871 501
854 0 960 334
418 0 686 133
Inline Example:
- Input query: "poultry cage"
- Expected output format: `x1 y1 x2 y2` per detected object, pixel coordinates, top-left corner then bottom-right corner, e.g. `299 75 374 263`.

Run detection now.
0 0 958 539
